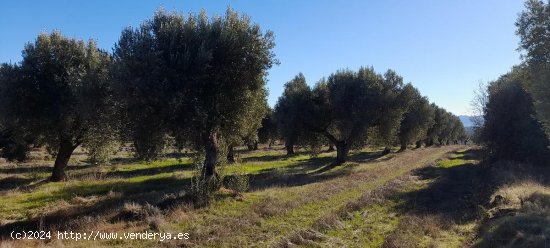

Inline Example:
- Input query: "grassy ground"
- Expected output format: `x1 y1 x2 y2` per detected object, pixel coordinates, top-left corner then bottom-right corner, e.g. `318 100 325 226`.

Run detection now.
0 145 499 247
475 161 550 248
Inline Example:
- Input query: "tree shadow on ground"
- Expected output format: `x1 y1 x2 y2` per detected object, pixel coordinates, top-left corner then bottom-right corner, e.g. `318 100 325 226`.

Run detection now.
0 164 97 175
248 156 348 190
453 148 483 160
0 148 387 238
248 150 383 191
391 148 492 224
241 150 312 163
348 150 386 163
0 176 36 191
107 157 138 165
103 163 193 179
0 176 192 238
313 150 387 174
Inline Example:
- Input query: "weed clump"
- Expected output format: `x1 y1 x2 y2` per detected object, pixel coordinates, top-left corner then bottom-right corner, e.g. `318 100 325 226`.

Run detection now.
116 202 162 222
146 215 165 231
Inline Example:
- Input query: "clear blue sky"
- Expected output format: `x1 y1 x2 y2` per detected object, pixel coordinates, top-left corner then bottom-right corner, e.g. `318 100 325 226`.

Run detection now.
0 1 525 115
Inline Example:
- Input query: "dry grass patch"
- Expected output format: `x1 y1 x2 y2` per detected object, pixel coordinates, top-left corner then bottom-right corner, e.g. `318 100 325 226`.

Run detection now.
473 160 550 248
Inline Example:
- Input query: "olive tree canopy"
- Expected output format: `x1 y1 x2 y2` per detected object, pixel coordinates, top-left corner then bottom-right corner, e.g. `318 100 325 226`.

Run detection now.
0 32 115 181
300 67 405 166
113 9 276 179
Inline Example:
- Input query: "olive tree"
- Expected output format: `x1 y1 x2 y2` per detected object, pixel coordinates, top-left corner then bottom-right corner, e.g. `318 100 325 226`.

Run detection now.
0 65 32 161
449 115 466 144
302 67 404 166
397 84 435 150
368 70 409 154
228 90 269 162
114 9 276 180
273 73 313 155
0 32 115 181
480 67 550 164
258 107 279 147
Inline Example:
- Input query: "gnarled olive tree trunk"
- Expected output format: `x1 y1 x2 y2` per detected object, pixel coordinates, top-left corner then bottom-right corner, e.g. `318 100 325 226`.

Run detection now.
285 142 295 155
227 145 235 163
203 132 220 179
334 141 349 166
50 139 79 182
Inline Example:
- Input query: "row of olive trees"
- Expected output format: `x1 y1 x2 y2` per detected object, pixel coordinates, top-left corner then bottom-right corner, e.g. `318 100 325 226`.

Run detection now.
273 68 466 166
0 8 276 182
473 0 550 165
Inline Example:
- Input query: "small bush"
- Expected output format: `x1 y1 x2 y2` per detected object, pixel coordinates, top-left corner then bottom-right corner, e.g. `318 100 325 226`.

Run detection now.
188 174 221 207
313 214 345 231
117 202 162 222
146 215 165 231
84 140 119 165
222 173 250 194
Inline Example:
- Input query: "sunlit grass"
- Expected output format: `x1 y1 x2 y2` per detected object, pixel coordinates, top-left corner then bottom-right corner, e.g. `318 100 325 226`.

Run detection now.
0 148 334 221
0 145 475 248
437 159 466 168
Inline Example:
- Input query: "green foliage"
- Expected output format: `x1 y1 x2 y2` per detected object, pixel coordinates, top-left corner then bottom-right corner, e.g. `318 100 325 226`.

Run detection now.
274 73 317 154
83 139 118 165
222 173 250 193
516 0 550 138
449 115 466 144
0 32 116 180
516 0 550 65
0 65 32 161
303 67 408 163
368 70 409 148
0 126 30 162
480 67 550 164
189 174 222 207
425 104 464 146
274 67 457 165
258 107 279 146
238 94 269 151
398 84 435 149
114 8 276 177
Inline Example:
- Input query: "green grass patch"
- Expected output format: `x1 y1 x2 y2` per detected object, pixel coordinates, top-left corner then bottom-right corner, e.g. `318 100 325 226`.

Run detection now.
437 158 467 168
0 172 188 220
326 203 400 246
0 148 330 221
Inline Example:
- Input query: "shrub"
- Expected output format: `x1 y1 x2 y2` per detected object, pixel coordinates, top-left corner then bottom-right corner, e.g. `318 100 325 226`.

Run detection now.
188 174 222 207
117 202 162 222
223 173 250 194
84 140 118 165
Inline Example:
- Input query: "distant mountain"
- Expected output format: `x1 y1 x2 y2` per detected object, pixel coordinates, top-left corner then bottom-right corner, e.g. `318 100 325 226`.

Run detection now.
458 115 480 127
